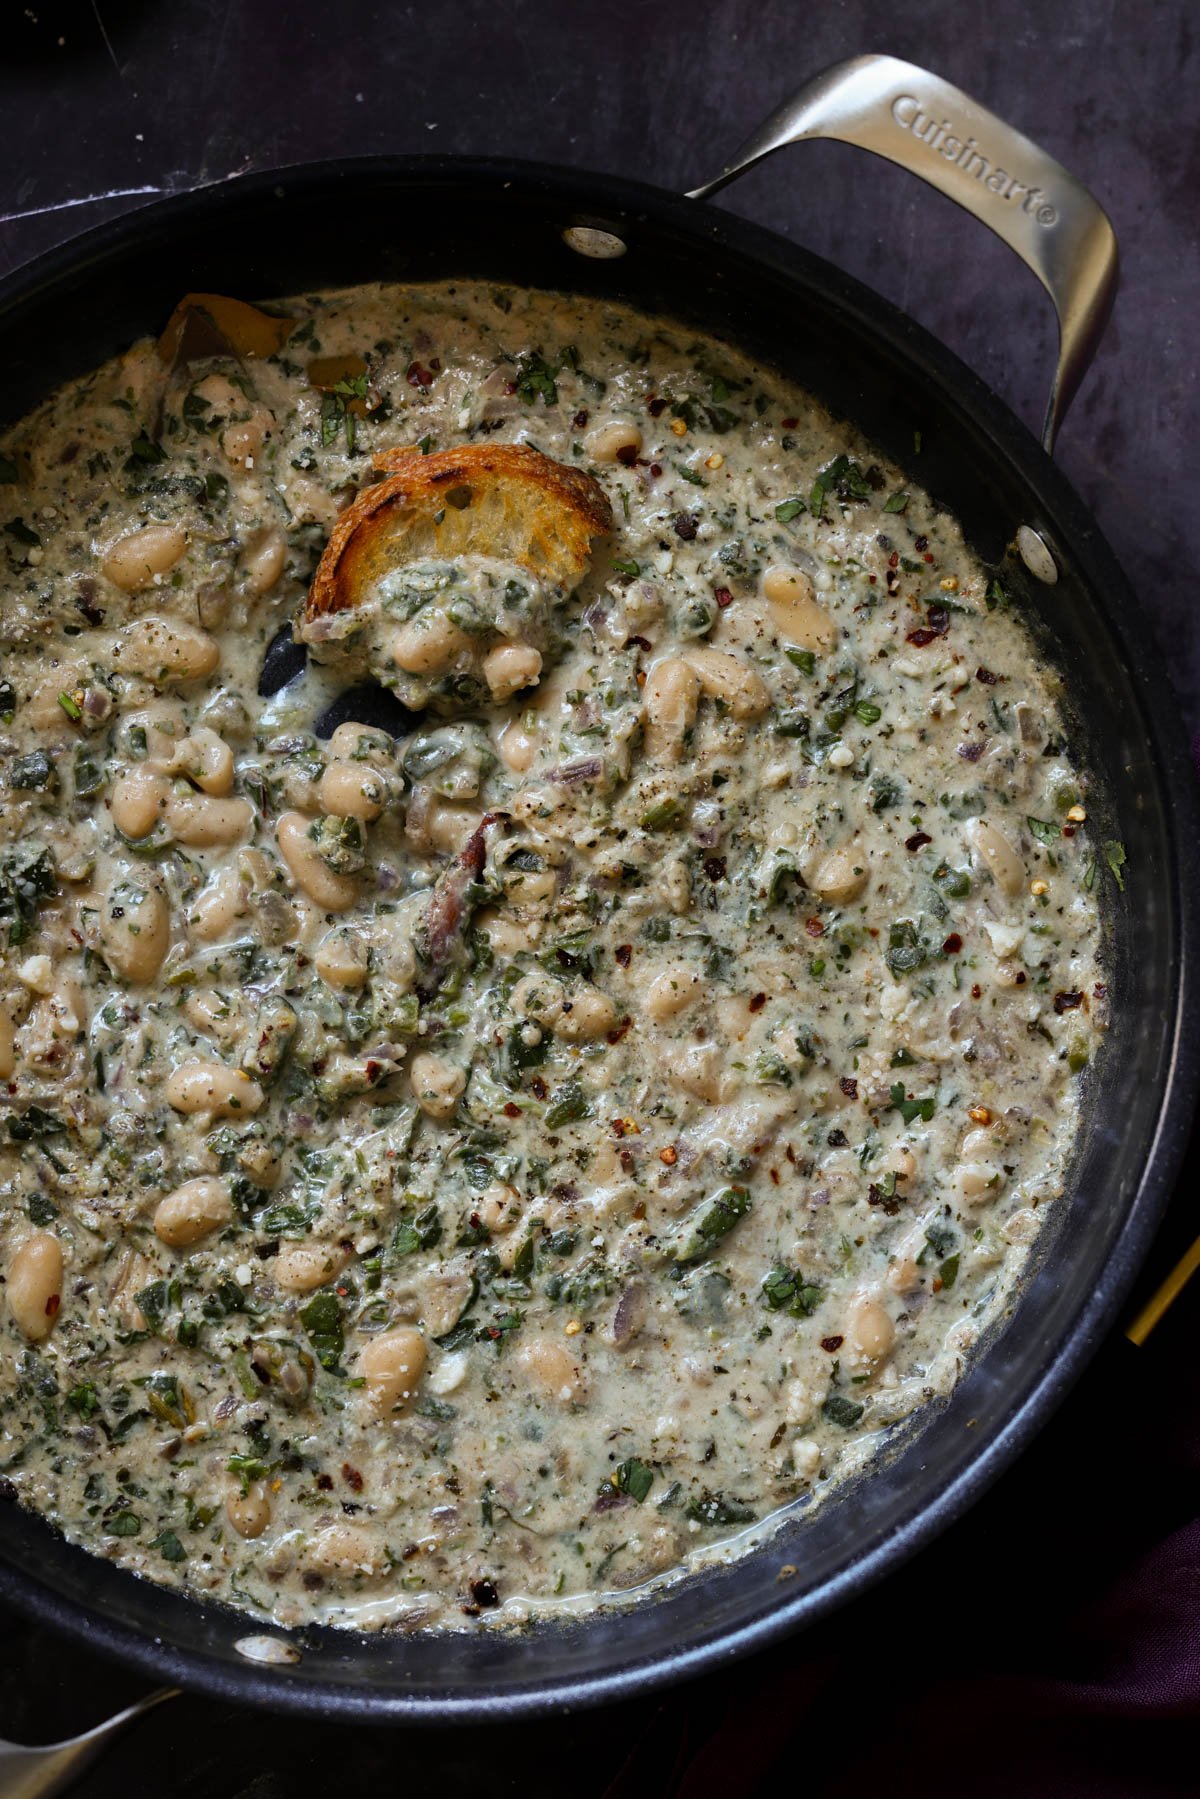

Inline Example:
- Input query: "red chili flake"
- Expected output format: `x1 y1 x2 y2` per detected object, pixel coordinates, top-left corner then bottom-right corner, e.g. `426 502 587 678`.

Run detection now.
749 992 768 1012
619 1149 636 1173
971 983 982 999
804 917 825 938
905 832 932 852
573 409 589 428
839 1077 858 1099
710 586 732 610
1054 990 1084 1013
906 605 950 647
703 856 727 882
922 552 935 563
781 416 799 429
502 379 516 396
625 635 651 652
45 1293 60 1318
316 1473 334 1492
612 1117 629 1138
406 360 435 388
530 1075 548 1100
342 1463 364 1493
975 666 1000 685
820 1335 844 1353
615 943 632 968
647 396 668 417
1063 825 1076 838
503 1101 521 1119
649 462 663 477
607 1016 633 1045
616 443 639 467
888 550 900 569
868 574 877 584
942 932 963 955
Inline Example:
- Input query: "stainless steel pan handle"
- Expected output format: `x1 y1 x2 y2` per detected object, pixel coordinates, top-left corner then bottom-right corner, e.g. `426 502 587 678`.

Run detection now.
689 53 1119 455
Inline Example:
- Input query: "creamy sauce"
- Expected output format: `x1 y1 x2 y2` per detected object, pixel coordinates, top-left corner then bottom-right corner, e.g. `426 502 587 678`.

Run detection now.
0 282 1106 1632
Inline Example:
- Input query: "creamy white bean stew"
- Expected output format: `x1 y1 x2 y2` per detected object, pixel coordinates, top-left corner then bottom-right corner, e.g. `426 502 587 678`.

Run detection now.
0 283 1113 1632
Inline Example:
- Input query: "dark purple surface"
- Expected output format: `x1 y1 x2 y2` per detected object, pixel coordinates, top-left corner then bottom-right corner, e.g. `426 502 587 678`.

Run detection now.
1 2 1198 1792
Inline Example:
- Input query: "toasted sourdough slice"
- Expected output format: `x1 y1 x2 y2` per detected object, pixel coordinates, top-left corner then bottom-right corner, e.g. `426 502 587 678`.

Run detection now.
303 443 613 625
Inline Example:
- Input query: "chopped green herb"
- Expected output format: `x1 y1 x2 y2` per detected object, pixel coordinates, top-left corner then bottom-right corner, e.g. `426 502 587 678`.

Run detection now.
612 1458 655 1503
1103 839 1127 891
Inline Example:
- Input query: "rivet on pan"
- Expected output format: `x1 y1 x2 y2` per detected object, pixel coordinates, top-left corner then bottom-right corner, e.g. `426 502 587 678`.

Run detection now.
234 1633 302 1666
1016 525 1058 586
562 225 627 260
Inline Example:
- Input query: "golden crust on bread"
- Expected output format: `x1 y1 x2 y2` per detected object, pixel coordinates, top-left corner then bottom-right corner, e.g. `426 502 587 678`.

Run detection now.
303 443 613 624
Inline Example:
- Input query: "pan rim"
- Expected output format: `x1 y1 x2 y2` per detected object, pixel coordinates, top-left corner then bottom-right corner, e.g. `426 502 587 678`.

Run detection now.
0 152 1197 1722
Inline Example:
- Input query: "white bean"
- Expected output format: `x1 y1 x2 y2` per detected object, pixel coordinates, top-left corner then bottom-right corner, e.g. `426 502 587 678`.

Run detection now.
306 1523 383 1579
188 865 248 942
516 1336 584 1402
555 985 618 1041
276 812 358 911
240 526 286 594
154 1176 234 1247
7 1232 63 1340
391 611 470 677
808 845 869 905
274 1242 350 1294
317 760 388 821
483 641 543 701
111 618 219 684
644 657 699 755
685 647 770 719
165 1060 264 1117
359 1327 428 1417
497 719 538 773
328 722 394 766
644 964 703 1021
101 524 187 592
965 817 1025 898
586 420 642 462
409 1051 466 1119
846 1292 895 1361
314 930 369 989
111 768 171 839
165 728 234 796
166 790 252 847
226 1482 271 1540
100 881 170 983
761 565 837 652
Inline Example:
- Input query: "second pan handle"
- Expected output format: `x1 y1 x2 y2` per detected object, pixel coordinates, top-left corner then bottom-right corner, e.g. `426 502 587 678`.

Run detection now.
688 54 1119 455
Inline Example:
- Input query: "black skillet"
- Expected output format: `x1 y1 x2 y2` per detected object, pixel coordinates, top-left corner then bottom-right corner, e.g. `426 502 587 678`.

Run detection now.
0 55 1196 1723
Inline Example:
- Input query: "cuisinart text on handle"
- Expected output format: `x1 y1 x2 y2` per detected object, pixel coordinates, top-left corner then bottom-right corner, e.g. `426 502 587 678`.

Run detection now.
891 94 1060 226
